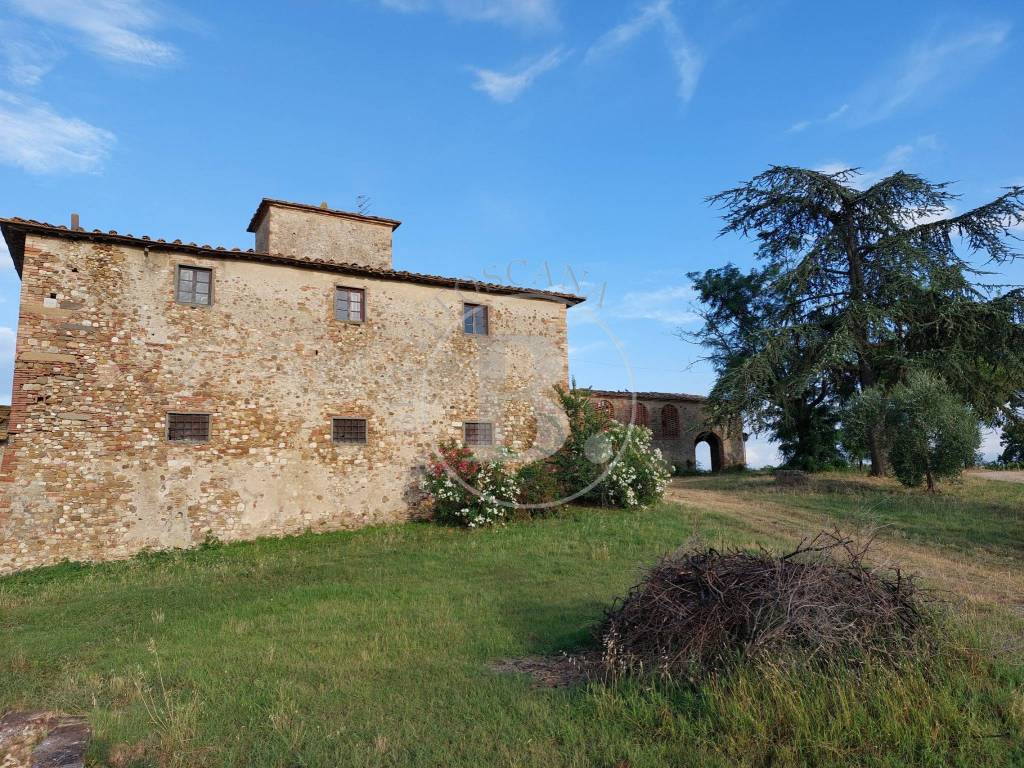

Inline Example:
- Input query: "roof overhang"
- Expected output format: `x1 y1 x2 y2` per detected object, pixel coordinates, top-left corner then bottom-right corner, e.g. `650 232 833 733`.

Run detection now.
0 217 585 306
246 198 402 234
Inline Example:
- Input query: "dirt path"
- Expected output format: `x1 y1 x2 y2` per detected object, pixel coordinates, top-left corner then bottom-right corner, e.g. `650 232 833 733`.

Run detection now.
665 479 1024 613
968 470 1024 484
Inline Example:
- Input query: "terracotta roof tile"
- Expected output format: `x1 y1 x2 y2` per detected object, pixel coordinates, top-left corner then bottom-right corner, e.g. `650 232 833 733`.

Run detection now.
0 217 584 306
583 388 707 403
247 198 402 233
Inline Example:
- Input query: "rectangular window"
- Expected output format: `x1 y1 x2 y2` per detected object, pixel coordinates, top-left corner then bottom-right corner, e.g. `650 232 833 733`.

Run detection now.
463 421 493 446
335 287 365 322
167 412 210 442
463 303 488 335
176 266 212 306
333 417 368 444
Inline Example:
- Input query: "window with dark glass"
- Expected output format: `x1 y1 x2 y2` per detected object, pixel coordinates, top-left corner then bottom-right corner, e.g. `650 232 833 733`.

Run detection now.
167 413 210 442
463 303 488 335
463 421 493 446
332 418 367 444
335 287 365 322
176 266 212 306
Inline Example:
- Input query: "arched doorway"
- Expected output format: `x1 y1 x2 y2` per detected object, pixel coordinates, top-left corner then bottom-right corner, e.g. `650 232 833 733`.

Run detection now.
694 431 725 472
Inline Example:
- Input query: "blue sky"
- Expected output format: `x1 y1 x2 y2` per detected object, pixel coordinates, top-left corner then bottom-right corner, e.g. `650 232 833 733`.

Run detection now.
0 0 1021 466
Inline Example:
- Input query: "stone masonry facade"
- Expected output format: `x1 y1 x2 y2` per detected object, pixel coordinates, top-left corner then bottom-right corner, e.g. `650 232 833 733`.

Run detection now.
0 200 581 574
587 390 746 472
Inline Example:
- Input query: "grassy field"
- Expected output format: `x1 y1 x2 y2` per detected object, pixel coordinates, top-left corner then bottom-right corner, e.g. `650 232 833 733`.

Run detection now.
678 470 1024 557
1 473 1022 767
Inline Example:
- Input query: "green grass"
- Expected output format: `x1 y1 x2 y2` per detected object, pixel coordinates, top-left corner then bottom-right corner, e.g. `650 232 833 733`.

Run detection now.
1 499 1022 767
683 470 1024 558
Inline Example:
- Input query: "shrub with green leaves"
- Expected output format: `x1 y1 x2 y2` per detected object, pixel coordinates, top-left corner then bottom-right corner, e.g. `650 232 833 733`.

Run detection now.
420 442 518 527
422 388 672 525
551 385 672 508
843 373 981 490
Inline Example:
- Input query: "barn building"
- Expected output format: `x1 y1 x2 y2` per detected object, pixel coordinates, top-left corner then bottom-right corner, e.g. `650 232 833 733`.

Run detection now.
586 390 746 472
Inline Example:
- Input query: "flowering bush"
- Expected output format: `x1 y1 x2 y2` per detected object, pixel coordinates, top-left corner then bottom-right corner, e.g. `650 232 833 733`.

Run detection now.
599 421 672 508
551 386 672 508
421 442 519 527
421 389 673 527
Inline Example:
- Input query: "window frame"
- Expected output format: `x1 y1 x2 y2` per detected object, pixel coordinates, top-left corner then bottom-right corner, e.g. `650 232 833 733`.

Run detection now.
463 421 494 447
334 285 366 324
332 416 368 445
462 302 489 336
166 412 212 443
175 264 214 307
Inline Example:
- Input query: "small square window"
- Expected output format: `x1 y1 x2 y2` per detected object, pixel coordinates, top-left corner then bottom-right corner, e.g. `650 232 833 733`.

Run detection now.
463 421 493 446
176 266 213 306
463 303 488 335
167 412 210 442
335 287 365 322
333 417 367 444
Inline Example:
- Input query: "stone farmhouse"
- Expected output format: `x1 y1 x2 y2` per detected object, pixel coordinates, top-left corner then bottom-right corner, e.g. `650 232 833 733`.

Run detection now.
587 391 745 472
0 199 743 573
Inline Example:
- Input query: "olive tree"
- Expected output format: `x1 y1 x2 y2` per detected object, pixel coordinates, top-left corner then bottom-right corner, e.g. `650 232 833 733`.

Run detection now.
843 372 980 490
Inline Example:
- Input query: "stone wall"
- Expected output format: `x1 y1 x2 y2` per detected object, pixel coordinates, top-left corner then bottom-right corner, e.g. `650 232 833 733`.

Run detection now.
589 393 746 472
252 202 395 269
0 234 569 573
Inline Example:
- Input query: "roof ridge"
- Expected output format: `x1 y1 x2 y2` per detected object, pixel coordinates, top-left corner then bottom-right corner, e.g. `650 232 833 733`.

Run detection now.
247 198 402 233
0 217 585 306
584 388 708 401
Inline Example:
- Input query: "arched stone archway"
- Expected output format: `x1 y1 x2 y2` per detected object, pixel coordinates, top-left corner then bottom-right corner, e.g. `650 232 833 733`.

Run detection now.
694 431 725 472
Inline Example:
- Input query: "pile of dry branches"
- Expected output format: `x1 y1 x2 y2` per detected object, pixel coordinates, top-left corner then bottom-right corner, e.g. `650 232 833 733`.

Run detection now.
599 531 927 678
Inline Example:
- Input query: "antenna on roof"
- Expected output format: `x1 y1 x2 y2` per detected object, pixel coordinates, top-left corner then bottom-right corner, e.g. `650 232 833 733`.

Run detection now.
356 195 371 215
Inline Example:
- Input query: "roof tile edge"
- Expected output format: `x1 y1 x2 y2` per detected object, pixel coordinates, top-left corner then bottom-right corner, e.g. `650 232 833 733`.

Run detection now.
0 217 584 306
246 198 402 233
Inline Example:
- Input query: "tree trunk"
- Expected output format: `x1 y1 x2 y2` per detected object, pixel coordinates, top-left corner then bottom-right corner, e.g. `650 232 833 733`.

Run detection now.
867 422 888 477
844 204 887 477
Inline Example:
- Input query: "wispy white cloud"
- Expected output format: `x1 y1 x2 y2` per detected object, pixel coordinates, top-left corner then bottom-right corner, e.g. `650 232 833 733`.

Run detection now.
0 90 115 173
567 284 699 327
585 0 702 102
568 339 608 358
0 26 61 87
794 22 1010 132
786 103 847 134
815 134 940 190
852 22 1009 124
378 0 557 28
743 434 781 469
471 47 568 102
586 0 668 61
613 284 699 325
8 0 178 66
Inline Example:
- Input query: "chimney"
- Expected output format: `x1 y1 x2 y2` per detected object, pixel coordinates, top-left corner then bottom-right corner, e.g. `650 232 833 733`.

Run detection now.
70 212 81 231
247 199 401 270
